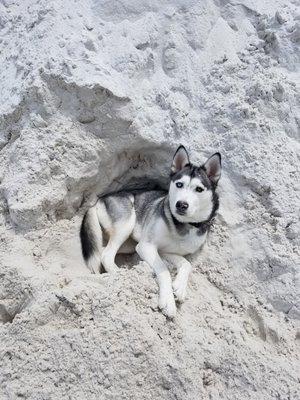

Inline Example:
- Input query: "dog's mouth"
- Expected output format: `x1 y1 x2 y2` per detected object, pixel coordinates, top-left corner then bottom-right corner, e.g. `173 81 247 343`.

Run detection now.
176 209 187 216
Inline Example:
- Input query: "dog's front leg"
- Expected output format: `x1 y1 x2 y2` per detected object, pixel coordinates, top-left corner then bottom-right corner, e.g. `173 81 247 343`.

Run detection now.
136 242 176 318
163 254 192 303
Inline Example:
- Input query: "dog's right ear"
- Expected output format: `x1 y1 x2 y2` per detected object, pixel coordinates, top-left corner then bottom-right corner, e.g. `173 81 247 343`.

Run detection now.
171 145 190 174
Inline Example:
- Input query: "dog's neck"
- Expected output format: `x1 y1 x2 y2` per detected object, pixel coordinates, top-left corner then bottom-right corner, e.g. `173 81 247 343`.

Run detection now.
171 213 214 235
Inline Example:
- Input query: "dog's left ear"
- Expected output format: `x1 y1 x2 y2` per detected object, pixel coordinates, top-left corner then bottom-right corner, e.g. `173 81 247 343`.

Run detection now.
203 153 222 184
171 145 190 174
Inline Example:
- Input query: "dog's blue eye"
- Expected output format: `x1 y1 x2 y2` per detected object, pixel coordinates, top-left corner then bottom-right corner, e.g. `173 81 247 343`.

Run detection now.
176 182 183 188
196 186 203 193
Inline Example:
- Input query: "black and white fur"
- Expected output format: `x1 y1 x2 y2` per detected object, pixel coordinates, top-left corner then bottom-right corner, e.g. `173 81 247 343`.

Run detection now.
80 146 221 318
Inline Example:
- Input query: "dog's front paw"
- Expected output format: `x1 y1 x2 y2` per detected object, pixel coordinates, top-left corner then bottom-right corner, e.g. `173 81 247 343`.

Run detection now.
173 278 187 303
158 291 176 319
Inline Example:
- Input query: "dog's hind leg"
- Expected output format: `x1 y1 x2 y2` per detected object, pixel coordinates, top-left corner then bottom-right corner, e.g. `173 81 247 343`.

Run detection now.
163 254 192 303
100 210 136 273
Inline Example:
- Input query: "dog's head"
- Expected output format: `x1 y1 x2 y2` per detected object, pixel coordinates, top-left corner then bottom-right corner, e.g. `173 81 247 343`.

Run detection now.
169 145 221 223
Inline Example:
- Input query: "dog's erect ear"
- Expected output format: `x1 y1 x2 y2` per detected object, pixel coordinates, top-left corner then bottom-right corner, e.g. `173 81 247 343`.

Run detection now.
171 145 190 174
203 153 221 184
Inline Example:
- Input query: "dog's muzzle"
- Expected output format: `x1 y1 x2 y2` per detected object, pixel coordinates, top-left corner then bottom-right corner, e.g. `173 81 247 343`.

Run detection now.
176 201 189 215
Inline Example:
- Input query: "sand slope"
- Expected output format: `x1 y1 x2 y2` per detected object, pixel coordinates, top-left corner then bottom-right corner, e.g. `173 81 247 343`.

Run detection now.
0 0 299 399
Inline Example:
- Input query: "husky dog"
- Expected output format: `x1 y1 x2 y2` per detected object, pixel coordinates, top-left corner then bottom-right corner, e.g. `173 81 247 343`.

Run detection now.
80 146 221 318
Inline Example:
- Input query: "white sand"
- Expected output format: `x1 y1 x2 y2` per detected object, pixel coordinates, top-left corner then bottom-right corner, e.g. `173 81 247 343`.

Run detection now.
0 0 299 399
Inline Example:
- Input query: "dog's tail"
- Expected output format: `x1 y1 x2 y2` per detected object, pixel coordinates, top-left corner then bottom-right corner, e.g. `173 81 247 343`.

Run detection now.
80 205 104 273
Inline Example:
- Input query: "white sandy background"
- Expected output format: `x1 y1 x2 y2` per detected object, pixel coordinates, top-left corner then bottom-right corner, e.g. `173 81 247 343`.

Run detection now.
0 0 299 399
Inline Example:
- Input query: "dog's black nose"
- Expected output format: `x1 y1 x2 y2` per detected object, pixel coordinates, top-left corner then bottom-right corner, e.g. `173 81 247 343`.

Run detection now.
176 201 189 211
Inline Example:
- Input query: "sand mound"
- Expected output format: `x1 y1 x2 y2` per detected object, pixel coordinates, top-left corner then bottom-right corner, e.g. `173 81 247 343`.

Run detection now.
0 0 299 399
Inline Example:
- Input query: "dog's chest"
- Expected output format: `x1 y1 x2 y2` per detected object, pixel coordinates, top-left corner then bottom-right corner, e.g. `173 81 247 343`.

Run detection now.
158 227 207 255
